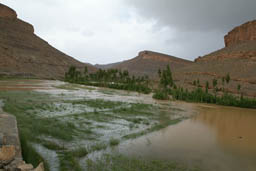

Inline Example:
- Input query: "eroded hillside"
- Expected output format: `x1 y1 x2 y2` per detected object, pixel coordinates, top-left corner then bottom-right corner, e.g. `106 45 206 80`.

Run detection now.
0 3 96 79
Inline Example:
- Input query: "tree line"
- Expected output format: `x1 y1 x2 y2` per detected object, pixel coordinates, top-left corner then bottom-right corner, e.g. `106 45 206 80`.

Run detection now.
153 65 256 109
64 65 256 108
65 66 151 94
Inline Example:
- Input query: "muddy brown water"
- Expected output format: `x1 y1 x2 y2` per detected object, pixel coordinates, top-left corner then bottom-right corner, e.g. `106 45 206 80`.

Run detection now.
118 104 256 171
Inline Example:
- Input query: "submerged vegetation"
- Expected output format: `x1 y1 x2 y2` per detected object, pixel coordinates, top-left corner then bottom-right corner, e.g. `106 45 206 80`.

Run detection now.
0 88 184 170
86 154 200 171
65 66 151 94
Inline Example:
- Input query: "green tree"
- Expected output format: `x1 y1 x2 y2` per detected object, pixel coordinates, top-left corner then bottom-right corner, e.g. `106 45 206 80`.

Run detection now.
159 65 174 89
212 78 218 88
226 73 230 84
84 66 89 81
158 69 161 78
237 84 241 94
205 81 209 93
65 66 77 82
222 77 225 92
193 80 196 86
212 78 218 97
197 79 200 87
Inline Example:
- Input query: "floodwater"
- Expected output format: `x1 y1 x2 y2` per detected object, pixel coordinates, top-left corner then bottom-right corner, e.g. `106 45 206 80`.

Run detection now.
1 80 256 171
118 104 256 171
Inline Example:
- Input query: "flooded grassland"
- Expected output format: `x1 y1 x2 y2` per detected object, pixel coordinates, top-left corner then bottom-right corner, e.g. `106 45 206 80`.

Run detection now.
0 80 255 171
0 80 194 171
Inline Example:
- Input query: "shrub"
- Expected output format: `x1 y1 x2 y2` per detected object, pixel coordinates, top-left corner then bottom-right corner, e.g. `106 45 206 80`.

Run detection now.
153 90 169 100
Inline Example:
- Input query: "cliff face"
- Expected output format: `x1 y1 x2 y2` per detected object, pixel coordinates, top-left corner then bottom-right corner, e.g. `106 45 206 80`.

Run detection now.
0 3 95 79
177 20 256 97
0 4 17 18
224 20 256 47
194 20 256 63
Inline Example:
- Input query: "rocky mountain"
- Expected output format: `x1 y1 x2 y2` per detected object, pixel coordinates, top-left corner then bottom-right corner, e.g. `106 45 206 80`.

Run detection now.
95 62 122 70
175 20 256 97
98 50 193 78
224 20 256 47
0 3 96 79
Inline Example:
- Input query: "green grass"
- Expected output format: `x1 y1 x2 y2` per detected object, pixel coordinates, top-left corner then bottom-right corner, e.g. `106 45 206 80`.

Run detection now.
20 135 49 170
86 154 200 171
0 88 187 171
113 103 154 116
71 99 124 109
123 118 182 140
0 91 81 170
90 142 108 152
109 138 120 146
39 140 65 151
70 147 88 158
59 151 83 171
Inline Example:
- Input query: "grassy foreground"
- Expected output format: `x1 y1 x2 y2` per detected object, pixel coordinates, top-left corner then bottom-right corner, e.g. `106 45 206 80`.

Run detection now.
0 86 187 171
86 154 200 171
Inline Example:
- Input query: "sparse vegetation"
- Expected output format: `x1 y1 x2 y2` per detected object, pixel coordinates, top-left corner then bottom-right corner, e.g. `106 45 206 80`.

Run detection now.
65 66 152 94
153 65 256 108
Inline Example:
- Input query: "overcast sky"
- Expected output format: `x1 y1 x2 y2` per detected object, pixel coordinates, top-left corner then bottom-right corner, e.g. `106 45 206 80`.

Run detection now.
2 0 256 64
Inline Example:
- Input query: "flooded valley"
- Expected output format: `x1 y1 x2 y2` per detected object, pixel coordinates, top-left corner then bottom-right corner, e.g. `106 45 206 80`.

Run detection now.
0 80 255 171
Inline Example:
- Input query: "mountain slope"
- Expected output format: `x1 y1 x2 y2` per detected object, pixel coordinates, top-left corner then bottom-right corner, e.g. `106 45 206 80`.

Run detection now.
0 3 96 79
99 50 193 78
174 20 256 97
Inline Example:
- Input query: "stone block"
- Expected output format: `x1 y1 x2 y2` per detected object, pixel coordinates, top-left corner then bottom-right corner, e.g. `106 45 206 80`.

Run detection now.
0 145 15 165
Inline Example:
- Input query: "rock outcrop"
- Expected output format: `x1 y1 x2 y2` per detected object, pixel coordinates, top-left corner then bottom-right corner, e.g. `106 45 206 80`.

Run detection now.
0 3 96 79
0 4 17 19
194 20 256 63
224 20 256 47
0 114 44 171
176 20 256 97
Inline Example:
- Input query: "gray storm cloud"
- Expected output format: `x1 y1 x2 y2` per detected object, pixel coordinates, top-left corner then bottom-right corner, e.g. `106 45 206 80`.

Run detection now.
1 0 256 64
126 0 256 32
125 0 256 59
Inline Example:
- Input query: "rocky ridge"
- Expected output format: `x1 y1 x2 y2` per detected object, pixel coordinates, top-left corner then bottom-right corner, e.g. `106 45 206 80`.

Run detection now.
0 3 96 79
176 20 256 97
99 50 192 78
224 20 256 47
0 4 17 18
195 20 256 62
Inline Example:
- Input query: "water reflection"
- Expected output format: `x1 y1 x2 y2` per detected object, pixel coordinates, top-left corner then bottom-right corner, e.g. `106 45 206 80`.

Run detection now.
118 104 256 171
194 105 256 156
